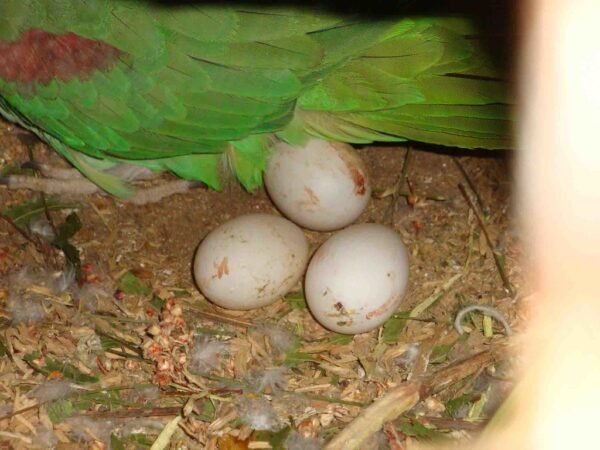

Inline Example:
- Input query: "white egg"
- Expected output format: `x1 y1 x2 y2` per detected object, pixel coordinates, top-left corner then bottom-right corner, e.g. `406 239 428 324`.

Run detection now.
194 214 309 310
305 223 409 334
264 138 371 231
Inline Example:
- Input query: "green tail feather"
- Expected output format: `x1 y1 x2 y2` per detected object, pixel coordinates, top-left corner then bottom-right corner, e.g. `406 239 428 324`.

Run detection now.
291 17 511 150
228 135 273 192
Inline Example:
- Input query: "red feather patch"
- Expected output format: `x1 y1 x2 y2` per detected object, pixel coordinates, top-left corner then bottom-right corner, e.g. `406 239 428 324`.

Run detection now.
0 29 122 87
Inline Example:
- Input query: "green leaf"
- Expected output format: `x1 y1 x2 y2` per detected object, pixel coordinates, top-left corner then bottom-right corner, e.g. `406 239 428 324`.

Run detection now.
46 399 75 424
468 389 489 421
99 334 127 351
430 343 455 364
445 393 472 418
397 421 444 440
111 432 154 450
149 295 166 311
126 434 154 448
196 399 216 421
254 427 291 449
119 272 152 296
110 434 126 450
172 289 191 298
284 351 318 367
24 353 98 383
382 312 411 343
45 356 98 383
1 197 78 231
77 388 123 409
283 290 307 310
329 334 353 345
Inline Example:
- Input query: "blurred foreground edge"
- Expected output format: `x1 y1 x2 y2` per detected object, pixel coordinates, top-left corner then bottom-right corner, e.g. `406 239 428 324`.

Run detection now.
473 1 600 449
405 1 600 449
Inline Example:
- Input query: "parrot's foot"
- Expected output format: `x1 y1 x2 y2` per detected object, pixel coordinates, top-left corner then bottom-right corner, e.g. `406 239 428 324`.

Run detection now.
127 179 204 205
1 163 204 204
22 162 161 182
1 173 101 195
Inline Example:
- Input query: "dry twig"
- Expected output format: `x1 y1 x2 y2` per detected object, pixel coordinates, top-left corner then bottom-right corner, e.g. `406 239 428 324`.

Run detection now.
458 183 515 296
324 383 420 450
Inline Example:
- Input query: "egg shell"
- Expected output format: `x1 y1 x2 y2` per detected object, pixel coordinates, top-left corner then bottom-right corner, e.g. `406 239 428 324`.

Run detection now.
194 214 309 310
264 138 371 231
305 223 409 334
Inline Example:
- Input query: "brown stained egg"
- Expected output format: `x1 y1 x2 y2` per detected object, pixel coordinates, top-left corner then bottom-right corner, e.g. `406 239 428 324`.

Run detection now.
264 138 371 231
304 223 409 334
194 214 309 310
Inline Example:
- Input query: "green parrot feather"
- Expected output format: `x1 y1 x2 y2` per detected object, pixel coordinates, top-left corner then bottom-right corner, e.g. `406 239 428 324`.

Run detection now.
0 1 511 196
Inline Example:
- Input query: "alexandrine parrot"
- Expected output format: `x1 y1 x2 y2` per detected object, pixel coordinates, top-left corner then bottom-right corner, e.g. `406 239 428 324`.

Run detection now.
0 1 510 199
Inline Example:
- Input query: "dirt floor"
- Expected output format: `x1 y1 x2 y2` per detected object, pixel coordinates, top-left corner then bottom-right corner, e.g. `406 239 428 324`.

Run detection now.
0 117 524 449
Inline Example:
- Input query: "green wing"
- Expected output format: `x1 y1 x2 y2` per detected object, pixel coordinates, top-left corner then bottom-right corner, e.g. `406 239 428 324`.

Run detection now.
0 1 510 197
0 1 395 194
288 18 511 149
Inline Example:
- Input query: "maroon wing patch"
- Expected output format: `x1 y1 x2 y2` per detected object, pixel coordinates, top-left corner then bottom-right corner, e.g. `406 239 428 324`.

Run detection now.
0 29 122 86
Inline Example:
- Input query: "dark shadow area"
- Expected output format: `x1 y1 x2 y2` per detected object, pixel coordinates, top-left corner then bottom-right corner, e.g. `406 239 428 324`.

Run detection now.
150 0 516 73
361 141 511 160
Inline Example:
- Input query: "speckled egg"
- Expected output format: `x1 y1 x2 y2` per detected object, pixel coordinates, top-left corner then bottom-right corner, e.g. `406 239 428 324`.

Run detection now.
304 223 409 334
264 138 371 231
194 214 309 310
